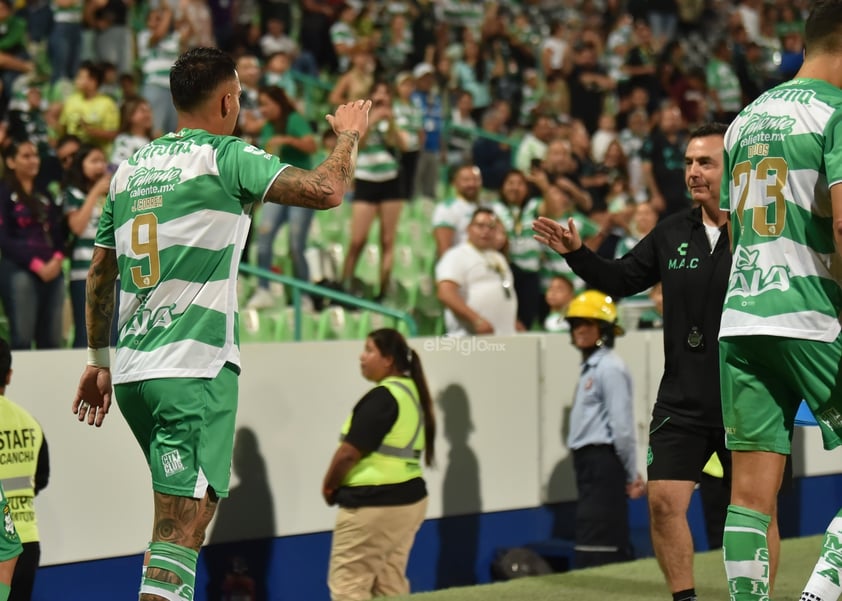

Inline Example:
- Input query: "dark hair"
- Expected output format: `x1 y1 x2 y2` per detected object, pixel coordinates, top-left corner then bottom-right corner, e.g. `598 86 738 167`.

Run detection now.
118 96 153 136
56 134 83 152
498 168 528 197
368 79 392 97
598 322 617 348
64 144 105 193
78 60 105 87
449 163 477 183
368 328 436 467
567 318 617 348
470 206 496 223
257 85 297 133
0 338 10 378
2 140 42 213
170 47 237 112
689 122 728 140
805 0 842 54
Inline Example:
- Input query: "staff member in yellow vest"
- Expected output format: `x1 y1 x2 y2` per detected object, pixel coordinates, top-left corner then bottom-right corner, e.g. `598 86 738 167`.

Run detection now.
322 328 436 601
0 339 49 601
0 481 22 601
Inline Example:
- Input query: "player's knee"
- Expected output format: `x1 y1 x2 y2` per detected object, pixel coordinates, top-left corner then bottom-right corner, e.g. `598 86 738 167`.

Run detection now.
648 491 685 521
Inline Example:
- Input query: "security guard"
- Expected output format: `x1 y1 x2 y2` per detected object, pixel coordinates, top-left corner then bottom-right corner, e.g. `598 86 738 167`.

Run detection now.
0 339 48 601
322 329 435 601
566 291 645 568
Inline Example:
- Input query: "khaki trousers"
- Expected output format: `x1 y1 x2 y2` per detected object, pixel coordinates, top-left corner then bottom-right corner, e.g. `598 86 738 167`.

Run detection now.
328 497 428 601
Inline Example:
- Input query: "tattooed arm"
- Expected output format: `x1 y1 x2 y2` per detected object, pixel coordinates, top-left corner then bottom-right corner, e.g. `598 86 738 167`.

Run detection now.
86 246 119 349
264 99 372 209
73 245 117 428
265 130 359 209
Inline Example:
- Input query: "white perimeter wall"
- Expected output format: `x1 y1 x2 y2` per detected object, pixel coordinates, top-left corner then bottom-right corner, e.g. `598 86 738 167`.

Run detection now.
9 331 840 566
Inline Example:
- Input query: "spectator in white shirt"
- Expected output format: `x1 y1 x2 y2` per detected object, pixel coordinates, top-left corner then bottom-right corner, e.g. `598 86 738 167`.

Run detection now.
436 207 517 336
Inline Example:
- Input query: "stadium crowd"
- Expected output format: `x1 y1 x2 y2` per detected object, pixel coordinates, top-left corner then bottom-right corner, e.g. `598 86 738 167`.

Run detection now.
0 0 809 346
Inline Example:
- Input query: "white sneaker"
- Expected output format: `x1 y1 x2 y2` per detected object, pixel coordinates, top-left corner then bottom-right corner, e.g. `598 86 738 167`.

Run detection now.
246 288 275 310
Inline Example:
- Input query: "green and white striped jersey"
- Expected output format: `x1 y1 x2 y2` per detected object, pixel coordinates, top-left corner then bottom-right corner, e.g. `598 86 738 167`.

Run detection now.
137 30 181 89
492 198 542 273
706 58 742 113
355 123 399 182
51 0 81 23
720 78 842 342
95 128 287 383
64 186 103 281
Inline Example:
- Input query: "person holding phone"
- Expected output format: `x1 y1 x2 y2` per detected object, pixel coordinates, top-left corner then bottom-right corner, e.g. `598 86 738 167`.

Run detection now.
63 144 116 348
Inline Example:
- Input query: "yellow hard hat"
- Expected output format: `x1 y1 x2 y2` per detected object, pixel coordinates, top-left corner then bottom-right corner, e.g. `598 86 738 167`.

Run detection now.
565 290 625 335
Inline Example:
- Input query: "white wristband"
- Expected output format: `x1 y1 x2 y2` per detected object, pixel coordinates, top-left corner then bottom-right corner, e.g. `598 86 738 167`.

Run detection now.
87 347 110 368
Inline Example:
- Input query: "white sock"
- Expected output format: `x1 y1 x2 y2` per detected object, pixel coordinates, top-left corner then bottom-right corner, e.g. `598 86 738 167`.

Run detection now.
801 515 842 601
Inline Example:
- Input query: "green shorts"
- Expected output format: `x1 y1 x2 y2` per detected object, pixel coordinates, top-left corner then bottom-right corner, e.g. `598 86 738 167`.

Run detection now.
115 364 239 499
720 335 842 454
0 484 22 562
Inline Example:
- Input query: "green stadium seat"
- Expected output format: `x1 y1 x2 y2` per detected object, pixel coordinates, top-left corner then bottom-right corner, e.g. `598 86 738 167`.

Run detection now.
396 319 412 338
414 273 441 315
409 197 436 222
391 245 420 282
356 310 400 338
413 310 444 336
316 306 360 340
281 307 320 341
325 243 346 280
396 215 428 247
313 207 348 247
239 309 281 343
391 278 420 312
353 243 381 298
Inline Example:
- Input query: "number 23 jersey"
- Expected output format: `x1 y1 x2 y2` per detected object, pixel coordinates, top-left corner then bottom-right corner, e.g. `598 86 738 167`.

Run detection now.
721 78 842 342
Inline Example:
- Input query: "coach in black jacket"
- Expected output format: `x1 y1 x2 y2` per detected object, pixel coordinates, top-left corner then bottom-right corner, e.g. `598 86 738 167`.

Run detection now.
534 123 780 601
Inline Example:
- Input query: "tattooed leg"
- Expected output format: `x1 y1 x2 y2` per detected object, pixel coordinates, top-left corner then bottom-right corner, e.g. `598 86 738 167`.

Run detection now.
139 490 219 601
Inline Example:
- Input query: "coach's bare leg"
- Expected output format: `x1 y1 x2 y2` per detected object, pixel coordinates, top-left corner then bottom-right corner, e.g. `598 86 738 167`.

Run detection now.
649 480 697 592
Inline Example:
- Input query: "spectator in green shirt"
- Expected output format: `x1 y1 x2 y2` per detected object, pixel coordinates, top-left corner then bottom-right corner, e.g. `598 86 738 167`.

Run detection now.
247 85 319 310
0 0 32 107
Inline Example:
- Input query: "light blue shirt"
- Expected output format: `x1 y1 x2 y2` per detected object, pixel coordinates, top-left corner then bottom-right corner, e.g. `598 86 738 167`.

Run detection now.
567 347 636 483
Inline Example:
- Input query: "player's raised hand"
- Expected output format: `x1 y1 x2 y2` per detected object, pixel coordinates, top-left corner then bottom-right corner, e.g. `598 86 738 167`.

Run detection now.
326 99 372 139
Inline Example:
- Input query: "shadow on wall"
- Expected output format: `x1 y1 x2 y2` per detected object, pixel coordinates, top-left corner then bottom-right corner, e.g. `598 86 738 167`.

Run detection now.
545 404 577 541
436 384 482 589
204 427 276 601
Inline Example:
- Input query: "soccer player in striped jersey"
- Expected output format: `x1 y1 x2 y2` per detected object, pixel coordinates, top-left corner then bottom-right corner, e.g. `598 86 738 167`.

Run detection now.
71 47 370 601
719 2 842 599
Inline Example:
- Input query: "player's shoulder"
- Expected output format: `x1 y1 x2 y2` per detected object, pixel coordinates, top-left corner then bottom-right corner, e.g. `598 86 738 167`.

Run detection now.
203 133 276 164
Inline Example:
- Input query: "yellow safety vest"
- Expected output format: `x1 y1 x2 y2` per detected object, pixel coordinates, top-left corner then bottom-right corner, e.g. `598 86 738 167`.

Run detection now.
340 376 424 487
0 396 43 543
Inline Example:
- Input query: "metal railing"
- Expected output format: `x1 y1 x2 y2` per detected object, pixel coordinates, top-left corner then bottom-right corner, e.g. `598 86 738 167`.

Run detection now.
238 263 418 340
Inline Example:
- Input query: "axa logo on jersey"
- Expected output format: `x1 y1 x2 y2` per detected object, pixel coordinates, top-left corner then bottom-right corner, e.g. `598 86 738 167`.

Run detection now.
726 247 790 299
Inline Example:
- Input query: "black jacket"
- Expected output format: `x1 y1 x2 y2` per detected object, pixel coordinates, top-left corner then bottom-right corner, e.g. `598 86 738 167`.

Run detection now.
564 206 730 427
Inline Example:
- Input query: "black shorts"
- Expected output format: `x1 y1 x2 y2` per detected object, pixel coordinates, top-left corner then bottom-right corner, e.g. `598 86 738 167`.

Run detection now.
647 416 731 482
399 151 419 199
353 177 402 203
